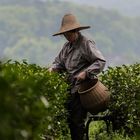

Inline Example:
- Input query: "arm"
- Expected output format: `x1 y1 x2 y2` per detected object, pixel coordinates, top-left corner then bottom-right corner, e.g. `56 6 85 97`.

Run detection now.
76 40 106 80
84 40 106 77
49 44 66 72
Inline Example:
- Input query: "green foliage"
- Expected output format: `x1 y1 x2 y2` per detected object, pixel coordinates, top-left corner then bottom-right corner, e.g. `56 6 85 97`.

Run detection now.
89 122 137 140
0 60 140 139
100 63 140 134
0 60 69 140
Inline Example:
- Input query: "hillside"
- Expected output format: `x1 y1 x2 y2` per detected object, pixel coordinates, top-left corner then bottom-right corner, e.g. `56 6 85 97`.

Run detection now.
0 0 139 67
61 0 140 17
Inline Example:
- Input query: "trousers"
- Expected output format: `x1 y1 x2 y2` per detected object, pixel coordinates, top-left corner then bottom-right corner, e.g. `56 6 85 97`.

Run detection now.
66 92 87 140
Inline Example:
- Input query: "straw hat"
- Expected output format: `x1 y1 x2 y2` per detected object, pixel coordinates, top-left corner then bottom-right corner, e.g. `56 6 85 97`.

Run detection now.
53 13 90 36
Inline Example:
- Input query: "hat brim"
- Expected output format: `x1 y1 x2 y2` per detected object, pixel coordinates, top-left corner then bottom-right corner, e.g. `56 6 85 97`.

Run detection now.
53 26 90 36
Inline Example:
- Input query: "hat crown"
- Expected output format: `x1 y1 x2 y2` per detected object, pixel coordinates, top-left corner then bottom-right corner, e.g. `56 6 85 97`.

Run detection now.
53 13 90 36
61 14 80 27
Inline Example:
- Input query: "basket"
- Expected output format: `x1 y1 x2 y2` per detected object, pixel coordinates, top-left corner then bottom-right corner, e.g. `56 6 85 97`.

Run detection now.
78 78 110 114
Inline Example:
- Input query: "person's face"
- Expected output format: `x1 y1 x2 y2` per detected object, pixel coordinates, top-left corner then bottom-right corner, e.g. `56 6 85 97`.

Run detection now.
63 31 78 42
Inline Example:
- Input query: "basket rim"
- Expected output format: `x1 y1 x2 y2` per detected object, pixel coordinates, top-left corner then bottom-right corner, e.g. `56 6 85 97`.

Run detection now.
78 79 99 94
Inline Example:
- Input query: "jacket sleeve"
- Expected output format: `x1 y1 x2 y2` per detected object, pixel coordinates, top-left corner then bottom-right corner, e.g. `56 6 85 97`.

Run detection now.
83 40 106 78
50 44 66 72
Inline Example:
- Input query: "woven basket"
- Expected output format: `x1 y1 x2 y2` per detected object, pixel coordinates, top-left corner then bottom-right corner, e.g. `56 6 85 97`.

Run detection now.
78 79 110 114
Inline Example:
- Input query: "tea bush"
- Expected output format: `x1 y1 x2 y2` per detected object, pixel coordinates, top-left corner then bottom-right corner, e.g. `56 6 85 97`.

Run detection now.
100 63 140 135
0 60 140 139
0 60 70 140
89 121 137 140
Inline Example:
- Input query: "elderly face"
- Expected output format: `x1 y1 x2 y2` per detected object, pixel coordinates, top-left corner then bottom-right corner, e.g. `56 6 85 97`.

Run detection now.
63 30 78 42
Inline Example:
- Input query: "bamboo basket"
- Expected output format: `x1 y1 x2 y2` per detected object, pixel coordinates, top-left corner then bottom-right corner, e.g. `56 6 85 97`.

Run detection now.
78 79 110 114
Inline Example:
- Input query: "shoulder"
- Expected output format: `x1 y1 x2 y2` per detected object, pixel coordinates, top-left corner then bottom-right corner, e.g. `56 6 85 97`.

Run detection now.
62 41 69 49
59 41 69 54
80 34 96 50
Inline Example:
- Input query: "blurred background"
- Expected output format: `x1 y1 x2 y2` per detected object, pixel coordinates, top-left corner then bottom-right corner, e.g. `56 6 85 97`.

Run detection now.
0 0 140 67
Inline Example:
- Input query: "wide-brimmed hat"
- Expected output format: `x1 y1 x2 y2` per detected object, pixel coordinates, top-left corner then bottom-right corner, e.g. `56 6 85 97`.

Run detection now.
53 13 90 36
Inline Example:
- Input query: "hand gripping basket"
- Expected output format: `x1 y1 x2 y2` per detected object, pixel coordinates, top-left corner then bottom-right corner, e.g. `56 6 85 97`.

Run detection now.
78 78 110 114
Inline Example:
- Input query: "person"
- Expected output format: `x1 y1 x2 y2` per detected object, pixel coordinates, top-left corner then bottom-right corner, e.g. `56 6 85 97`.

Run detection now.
49 13 106 140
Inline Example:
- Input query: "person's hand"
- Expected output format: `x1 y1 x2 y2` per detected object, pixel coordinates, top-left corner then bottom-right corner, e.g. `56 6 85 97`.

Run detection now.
75 71 86 81
48 67 59 73
48 67 53 73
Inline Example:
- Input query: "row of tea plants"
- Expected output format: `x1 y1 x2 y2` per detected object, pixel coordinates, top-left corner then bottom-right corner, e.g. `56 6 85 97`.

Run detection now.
0 60 140 139
0 60 70 140
97 63 140 139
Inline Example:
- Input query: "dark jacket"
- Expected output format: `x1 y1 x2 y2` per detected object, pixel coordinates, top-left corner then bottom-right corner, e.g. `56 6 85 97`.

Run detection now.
51 32 106 93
